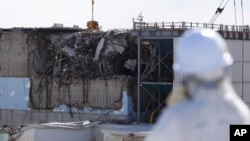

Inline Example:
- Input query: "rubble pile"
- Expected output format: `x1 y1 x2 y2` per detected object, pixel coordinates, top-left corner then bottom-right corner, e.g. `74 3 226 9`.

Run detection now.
0 125 26 136
39 31 152 79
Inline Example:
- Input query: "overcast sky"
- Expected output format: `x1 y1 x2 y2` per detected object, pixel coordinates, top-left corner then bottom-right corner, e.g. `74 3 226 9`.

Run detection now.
0 0 249 30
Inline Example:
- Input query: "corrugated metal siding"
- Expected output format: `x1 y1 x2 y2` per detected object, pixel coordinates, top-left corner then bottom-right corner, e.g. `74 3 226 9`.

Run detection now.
50 82 88 107
0 33 30 77
87 79 123 108
31 78 124 109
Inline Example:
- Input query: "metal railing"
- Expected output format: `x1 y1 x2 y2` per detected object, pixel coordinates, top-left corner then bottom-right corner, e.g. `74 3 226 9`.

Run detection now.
133 21 250 32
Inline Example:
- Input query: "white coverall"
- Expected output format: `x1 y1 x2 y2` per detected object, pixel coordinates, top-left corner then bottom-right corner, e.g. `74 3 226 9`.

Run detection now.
145 79 250 141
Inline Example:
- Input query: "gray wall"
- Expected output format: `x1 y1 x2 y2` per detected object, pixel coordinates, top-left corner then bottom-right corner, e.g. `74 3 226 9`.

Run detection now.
227 39 250 107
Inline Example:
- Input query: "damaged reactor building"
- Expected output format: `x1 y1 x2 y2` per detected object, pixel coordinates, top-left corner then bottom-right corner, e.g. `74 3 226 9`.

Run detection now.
1 21 250 127
0 25 174 126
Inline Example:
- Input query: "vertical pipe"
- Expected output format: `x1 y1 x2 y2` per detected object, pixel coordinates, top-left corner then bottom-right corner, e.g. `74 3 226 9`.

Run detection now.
133 18 135 29
241 0 244 100
158 44 161 107
137 31 141 122
241 34 244 100
234 0 237 26
241 0 244 26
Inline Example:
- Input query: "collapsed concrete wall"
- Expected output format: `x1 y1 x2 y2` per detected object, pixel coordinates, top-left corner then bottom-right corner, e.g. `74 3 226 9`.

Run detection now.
30 31 144 110
30 77 132 109
0 32 32 77
0 30 154 110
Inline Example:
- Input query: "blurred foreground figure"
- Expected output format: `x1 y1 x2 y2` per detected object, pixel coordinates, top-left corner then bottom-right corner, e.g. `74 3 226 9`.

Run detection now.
145 29 250 141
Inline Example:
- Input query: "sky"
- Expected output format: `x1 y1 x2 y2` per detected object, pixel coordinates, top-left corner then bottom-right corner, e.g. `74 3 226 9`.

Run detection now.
0 0 250 31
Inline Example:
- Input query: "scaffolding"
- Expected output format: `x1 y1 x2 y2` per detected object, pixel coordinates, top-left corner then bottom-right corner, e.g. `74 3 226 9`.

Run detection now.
131 21 250 123
132 22 176 122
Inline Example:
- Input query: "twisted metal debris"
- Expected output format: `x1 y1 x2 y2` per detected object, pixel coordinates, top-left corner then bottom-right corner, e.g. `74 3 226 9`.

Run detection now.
30 30 154 110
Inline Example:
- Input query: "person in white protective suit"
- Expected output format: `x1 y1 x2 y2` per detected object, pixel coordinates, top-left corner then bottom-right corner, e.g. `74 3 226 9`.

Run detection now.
145 28 250 141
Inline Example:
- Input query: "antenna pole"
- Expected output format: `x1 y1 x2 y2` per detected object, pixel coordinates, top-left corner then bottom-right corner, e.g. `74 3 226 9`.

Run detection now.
234 0 237 26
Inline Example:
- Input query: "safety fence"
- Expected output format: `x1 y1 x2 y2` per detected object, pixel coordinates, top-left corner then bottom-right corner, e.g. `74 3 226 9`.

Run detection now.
133 21 250 32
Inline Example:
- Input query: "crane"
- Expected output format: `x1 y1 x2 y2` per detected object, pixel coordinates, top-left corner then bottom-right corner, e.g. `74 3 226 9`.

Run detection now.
87 0 100 31
209 0 230 24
